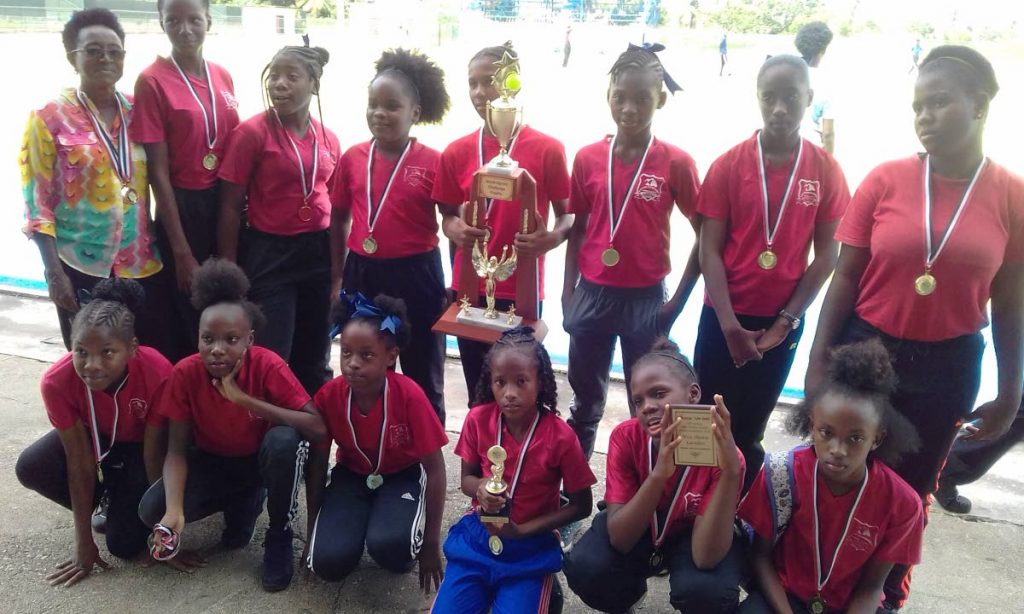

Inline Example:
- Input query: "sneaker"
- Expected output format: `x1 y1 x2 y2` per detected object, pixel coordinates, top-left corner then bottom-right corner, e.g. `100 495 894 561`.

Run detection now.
596 499 607 512
262 526 294 592
935 482 972 514
558 519 582 553
91 497 109 535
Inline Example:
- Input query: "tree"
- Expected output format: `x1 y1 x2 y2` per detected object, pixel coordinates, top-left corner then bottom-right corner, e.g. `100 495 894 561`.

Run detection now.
709 0 820 34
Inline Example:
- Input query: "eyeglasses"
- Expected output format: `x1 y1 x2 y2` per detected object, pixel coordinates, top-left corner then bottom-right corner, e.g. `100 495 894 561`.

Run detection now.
70 47 126 61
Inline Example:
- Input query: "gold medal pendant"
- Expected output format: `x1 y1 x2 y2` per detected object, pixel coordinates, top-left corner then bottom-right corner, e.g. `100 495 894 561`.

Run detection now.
298 204 313 222
488 534 503 556
649 549 664 569
202 152 218 171
365 474 383 490
363 235 379 254
915 272 936 296
601 246 620 267
96 463 104 484
758 249 778 270
120 185 139 205
808 595 827 614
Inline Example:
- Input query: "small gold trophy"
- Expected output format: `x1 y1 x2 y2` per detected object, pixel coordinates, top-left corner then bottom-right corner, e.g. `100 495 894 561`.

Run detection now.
480 445 510 556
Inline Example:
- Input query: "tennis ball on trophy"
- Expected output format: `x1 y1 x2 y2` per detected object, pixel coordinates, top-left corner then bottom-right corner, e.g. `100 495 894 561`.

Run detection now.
504 72 521 92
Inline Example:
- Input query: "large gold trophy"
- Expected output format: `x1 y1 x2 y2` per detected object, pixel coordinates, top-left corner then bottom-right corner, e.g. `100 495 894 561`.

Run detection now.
433 51 547 343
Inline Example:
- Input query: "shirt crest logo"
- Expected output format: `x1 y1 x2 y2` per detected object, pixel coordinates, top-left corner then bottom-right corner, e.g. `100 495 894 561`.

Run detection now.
796 179 821 207
129 398 148 418
405 166 428 188
848 518 879 552
634 173 665 202
388 424 412 449
221 90 239 110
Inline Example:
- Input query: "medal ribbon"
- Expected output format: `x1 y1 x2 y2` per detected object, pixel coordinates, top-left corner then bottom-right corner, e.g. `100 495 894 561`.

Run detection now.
169 56 219 151
496 411 541 501
85 375 129 470
477 127 518 217
276 111 319 203
365 138 413 235
756 130 803 250
76 90 133 187
346 378 389 476
647 438 692 547
922 154 987 271
606 133 654 247
812 460 869 597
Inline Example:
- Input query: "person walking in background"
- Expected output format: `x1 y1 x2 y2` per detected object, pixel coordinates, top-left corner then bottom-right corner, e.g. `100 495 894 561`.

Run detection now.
719 33 728 76
563 25 572 68
909 39 922 74
795 22 836 155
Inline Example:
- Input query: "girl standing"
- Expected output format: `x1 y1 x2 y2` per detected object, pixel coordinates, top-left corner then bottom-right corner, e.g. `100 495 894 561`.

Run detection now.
217 43 341 395
138 258 327 592
132 0 240 354
432 328 595 613
563 44 701 459
696 55 849 490
16 279 172 586
432 42 573 402
805 46 1024 608
307 293 447 592
564 339 746 613
336 48 450 422
739 340 924 614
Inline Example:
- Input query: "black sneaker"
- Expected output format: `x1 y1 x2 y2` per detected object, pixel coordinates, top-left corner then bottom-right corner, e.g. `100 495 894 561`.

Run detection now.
935 482 972 514
262 526 294 592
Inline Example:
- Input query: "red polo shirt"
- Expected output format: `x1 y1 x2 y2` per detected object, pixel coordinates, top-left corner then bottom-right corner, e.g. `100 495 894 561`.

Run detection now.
836 156 1024 341
42 346 172 442
605 418 744 541
313 371 447 475
739 446 923 610
336 138 441 259
569 136 700 288
432 125 571 300
455 402 595 525
160 346 311 457
697 132 850 317
219 113 342 235
131 57 240 190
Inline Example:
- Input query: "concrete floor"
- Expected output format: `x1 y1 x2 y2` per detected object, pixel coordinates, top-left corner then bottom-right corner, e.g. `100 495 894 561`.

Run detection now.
0 292 1020 613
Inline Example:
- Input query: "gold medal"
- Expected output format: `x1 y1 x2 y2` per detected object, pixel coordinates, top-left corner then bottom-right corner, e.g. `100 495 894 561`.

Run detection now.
809 595 827 614
366 473 383 490
120 185 138 205
362 235 378 254
488 534 503 556
202 152 218 171
96 463 104 484
601 246 620 267
298 204 313 222
914 272 936 296
649 549 664 569
758 249 778 270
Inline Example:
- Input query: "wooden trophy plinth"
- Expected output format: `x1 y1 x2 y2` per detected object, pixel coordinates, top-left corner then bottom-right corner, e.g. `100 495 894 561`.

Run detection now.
432 166 548 344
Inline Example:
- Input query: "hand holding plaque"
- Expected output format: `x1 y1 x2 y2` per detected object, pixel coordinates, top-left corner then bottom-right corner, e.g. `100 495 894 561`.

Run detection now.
669 404 720 467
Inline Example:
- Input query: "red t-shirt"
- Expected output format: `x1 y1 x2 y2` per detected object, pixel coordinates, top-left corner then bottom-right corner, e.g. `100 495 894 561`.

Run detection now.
160 347 311 457
41 346 172 443
568 136 700 288
313 371 448 475
836 156 1024 341
218 113 342 235
336 139 441 259
455 402 596 525
432 125 571 300
130 57 241 190
697 132 850 317
738 446 924 610
604 418 745 541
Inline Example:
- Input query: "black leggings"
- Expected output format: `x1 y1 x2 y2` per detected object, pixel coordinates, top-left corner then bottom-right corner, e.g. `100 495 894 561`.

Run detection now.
563 511 744 613
16 430 150 559
307 464 426 581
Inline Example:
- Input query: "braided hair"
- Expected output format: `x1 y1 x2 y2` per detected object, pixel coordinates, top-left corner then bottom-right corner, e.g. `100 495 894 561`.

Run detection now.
474 327 558 415
70 278 144 344
261 41 330 151
609 46 665 88
920 45 999 100
374 48 451 125
190 258 265 331
330 293 411 351
632 337 699 387
471 40 515 66
787 339 920 466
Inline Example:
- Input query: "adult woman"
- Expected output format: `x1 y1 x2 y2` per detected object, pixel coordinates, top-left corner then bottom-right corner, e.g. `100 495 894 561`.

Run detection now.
132 0 240 354
20 8 177 360
806 45 1024 609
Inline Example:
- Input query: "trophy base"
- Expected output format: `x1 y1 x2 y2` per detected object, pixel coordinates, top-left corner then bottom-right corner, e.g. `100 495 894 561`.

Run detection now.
484 157 519 175
456 307 523 331
433 303 548 344
479 502 510 525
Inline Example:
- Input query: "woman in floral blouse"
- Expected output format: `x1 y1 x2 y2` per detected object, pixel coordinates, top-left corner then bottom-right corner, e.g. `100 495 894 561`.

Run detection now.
20 8 179 359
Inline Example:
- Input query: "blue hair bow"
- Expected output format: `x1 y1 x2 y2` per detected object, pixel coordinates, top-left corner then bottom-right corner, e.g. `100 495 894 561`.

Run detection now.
329 290 401 339
627 42 683 95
